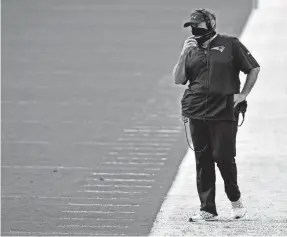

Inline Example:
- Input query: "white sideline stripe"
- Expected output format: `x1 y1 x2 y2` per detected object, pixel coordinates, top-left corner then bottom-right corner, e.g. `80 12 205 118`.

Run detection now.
149 149 196 236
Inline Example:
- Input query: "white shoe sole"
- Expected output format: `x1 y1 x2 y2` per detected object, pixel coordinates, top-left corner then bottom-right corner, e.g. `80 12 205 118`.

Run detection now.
232 209 247 219
189 215 219 222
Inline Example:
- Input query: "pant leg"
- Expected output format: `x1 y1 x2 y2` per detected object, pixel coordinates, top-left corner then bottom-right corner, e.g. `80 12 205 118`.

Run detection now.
189 119 217 215
208 119 241 202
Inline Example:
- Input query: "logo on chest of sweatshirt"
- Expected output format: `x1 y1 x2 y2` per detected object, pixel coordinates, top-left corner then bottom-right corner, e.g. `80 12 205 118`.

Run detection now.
211 46 225 52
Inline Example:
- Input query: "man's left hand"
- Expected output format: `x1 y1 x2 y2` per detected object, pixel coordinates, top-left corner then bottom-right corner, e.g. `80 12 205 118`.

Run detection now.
234 93 247 108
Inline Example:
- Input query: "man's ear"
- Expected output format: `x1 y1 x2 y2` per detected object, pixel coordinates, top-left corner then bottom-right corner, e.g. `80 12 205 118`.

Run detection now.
210 19 216 29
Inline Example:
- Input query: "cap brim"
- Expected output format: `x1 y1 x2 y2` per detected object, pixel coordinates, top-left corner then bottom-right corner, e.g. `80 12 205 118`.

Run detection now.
183 20 202 27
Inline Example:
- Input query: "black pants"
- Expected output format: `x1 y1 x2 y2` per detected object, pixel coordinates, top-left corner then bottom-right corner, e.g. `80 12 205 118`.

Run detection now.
189 118 241 215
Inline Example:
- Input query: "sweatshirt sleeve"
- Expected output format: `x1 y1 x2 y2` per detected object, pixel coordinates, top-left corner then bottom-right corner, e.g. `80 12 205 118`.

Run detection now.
232 37 260 74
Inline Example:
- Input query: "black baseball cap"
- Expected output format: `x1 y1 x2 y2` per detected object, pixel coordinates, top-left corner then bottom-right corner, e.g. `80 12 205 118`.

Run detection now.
183 9 215 28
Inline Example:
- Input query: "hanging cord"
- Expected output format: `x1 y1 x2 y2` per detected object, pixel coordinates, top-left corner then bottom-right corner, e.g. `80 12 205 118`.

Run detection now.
182 116 207 152
238 113 245 127
236 100 247 127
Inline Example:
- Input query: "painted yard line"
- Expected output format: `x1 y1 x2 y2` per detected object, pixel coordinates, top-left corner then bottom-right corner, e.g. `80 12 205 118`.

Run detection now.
132 125 182 129
1 141 171 146
85 178 155 182
1 120 42 124
91 172 154 176
128 152 167 156
1 100 38 104
1 165 162 171
92 166 161 171
58 224 129 229
124 133 178 138
0 220 129 229
84 184 152 188
59 217 134 221
1 140 51 145
1 195 132 200
1 120 119 124
4 217 135 222
1 231 119 236
117 137 177 142
68 203 140 207
109 151 120 155
115 157 167 161
62 210 135 214
123 129 181 133
101 161 164 166
73 141 173 146
77 190 145 194
112 147 170 151
144 168 161 171
1 165 92 170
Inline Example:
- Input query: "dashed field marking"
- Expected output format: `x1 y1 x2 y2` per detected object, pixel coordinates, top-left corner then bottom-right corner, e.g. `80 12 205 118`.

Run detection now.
92 172 154 176
77 190 145 194
1 231 119 236
73 141 173 146
68 203 140 207
1 165 92 170
114 157 167 161
1 140 51 145
102 161 164 166
127 152 167 156
59 217 134 221
83 184 152 188
1 195 133 200
117 137 177 142
122 133 178 137
112 147 170 151
123 129 181 133
58 224 129 228
85 178 155 182
62 210 135 214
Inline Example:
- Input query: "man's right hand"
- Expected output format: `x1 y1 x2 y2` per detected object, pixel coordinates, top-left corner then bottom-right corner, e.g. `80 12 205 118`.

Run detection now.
181 37 198 56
